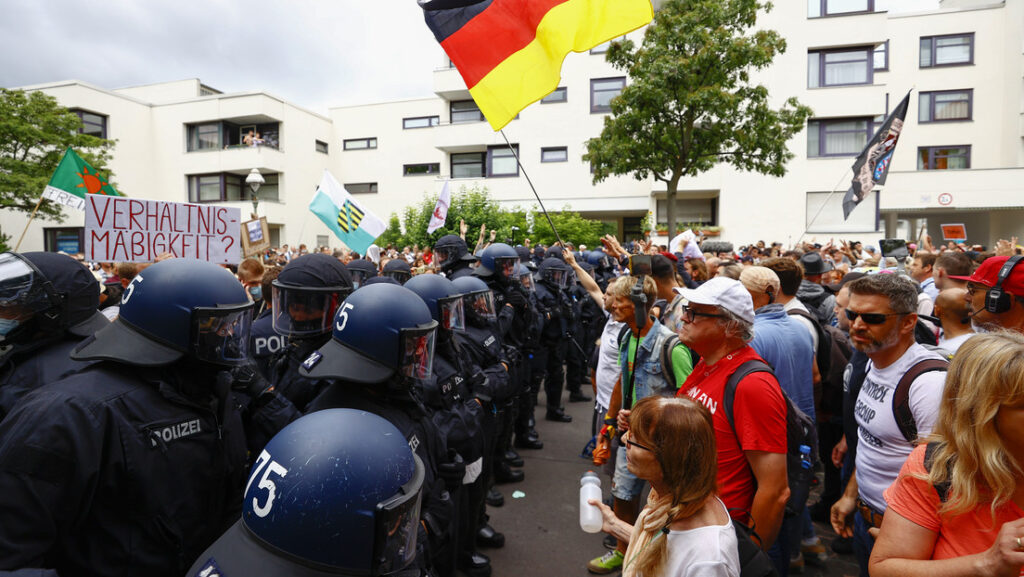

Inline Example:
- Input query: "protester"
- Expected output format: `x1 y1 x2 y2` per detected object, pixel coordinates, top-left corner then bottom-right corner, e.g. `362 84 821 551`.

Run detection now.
869 331 1024 577
952 255 1024 334
933 288 973 353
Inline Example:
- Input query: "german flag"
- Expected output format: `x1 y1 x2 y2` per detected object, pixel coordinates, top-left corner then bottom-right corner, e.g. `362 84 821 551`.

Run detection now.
421 0 653 131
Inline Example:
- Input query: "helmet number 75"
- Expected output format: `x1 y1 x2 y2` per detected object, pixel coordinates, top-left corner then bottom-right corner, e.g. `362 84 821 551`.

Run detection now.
246 449 290 518
335 302 355 332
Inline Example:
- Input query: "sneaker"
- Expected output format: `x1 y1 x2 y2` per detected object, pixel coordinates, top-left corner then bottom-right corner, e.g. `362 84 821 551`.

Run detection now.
801 536 829 563
789 551 805 574
587 550 623 574
602 534 617 550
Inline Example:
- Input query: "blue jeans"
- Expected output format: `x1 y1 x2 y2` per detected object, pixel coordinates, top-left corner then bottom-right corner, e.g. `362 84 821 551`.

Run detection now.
767 514 794 577
853 511 874 577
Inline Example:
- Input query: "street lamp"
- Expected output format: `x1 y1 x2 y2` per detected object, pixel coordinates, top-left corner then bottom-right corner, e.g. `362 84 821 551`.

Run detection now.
246 168 265 217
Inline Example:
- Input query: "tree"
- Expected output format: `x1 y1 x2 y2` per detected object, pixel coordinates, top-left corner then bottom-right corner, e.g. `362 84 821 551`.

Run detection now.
377 212 406 249
528 205 604 248
584 0 812 238
0 89 115 245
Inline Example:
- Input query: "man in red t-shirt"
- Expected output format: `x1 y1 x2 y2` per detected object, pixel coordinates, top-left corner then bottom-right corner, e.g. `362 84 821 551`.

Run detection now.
674 277 790 551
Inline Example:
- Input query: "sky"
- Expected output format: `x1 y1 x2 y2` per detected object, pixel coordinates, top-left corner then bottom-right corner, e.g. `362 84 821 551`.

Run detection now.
0 0 942 115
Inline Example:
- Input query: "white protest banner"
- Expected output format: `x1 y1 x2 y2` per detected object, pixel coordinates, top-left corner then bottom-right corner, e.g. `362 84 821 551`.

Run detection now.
85 194 241 263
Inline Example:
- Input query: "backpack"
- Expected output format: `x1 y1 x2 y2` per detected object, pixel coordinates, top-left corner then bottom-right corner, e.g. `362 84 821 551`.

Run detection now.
617 326 689 396
922 441 952 502
785 308 832 378
732 514 779 577
892 357 950 442
722 360 819 517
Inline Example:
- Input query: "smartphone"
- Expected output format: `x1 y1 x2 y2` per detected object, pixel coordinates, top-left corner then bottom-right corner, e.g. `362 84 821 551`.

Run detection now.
629 254 652 276
878 238 909 261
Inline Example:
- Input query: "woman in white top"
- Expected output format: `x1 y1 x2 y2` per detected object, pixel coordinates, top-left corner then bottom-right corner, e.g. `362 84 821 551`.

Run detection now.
590 396 740 577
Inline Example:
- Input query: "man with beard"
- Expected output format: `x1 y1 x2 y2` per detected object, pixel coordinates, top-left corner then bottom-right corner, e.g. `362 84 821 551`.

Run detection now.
829 274 948 577
951 255 1024 334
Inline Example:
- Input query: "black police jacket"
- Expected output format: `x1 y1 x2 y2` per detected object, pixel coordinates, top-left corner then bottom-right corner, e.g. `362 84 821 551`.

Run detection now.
0 364 248 577
250 310 288 381
417 345 485 464
269 337 332 413
535 282 569 344
0 336 95 421
456 325 515 403
445 263 475 280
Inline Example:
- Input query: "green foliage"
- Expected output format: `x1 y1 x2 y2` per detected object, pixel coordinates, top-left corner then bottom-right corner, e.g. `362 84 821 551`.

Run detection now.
377 212 405 248
583 0 812 238
0 89 115 236
528 206 604 248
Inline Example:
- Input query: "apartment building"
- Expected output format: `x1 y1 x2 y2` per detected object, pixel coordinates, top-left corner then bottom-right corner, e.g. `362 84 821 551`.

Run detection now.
5 0 1020 254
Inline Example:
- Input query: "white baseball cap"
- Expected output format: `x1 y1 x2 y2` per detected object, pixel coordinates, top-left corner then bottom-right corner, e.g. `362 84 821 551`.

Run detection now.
673 277 755 324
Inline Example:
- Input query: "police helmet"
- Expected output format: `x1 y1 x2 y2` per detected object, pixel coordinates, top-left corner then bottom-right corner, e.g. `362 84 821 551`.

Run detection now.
300 284 437 384
433 234 476 273
272 254 353 339
538 257 570 289
347 259 378 289
0 252 109 347
363 276 401 287
187 409 424 577
451 276 496 322
381 259 413 285
544 246 565 261
587 249 612 270
72 259 252 366
578 261 596 281
404 274 465 332
474 243 518 284
512 262 535 293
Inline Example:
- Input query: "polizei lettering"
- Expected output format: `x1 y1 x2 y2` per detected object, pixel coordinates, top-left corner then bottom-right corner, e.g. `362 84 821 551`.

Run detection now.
150 419 202 447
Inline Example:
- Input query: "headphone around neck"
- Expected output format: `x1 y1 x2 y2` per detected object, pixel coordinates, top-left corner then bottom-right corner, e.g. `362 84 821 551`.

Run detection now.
985 255 1024 314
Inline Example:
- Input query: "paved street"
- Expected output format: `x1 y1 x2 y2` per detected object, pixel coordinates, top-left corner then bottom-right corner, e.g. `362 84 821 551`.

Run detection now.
482 391 861 577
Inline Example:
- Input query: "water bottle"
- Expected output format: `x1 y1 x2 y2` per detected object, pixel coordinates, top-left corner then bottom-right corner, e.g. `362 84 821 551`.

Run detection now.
799 444 813 470
580 471 603 533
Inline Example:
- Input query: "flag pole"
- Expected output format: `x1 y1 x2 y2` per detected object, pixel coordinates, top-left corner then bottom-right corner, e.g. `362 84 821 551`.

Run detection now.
499 129 565 247
796 169 856 245
13 196 46 252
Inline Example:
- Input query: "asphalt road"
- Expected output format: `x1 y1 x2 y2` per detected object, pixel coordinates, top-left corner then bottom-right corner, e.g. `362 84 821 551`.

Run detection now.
480 390 862 577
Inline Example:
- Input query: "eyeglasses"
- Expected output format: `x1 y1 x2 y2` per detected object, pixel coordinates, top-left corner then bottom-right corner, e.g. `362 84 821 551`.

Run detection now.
965 282 988 297
624 431 654 452
679 305 727 324
844 309 908 325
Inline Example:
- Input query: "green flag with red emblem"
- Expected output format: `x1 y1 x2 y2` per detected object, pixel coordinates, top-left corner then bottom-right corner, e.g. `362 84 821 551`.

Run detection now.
41 147 123 211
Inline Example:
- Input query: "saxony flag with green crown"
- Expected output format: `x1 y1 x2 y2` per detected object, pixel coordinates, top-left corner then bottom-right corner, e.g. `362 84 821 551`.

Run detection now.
41 148 124 211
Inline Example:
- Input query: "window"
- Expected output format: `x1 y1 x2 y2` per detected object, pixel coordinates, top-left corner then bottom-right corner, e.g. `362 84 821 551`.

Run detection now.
541 87 567 104
873 41 888 71
920 33 974 68
316 235 329 248
187 123 222 151
591 77 625 113
403 163 440 176
807 118 875 157
808 0 873 17
919 90 972 123
808 48 872 87
344 182 378 194
541 147 568 163
488 145 519 177
343 137 377 150
590 41 611 54
315 140 329 154
450 100 484 124
188 173 278 203
403 116 440 129
70 109 107 138
451 152 485 178
918 146 970 170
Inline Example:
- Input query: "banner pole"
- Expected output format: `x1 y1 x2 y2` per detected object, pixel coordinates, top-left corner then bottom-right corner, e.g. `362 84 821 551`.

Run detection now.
13 196 46 252
499 129 565 247
797 169 856 246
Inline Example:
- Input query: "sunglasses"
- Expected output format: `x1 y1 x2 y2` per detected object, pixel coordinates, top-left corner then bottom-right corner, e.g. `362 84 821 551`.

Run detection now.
844 309 908 325
679 305 727 324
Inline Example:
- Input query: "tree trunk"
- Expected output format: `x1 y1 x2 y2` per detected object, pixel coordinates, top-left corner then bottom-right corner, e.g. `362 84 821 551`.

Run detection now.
666 173 681 239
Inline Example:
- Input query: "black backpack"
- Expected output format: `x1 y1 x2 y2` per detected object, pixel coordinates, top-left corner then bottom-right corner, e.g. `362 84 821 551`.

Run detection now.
892 356 950 442
785 308 832 378
722 360 819 517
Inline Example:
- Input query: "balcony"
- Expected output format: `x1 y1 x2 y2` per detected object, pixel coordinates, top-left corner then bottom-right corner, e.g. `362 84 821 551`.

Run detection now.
432 120 500 152
433 66 471 101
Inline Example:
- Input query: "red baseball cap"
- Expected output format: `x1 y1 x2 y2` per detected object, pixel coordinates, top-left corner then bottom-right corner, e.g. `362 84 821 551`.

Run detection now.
948 256 1024 295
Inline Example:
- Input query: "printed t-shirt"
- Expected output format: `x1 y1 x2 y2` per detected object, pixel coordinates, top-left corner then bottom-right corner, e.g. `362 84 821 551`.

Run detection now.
677 345 787 516
884 444 1024 573
855 343 947 512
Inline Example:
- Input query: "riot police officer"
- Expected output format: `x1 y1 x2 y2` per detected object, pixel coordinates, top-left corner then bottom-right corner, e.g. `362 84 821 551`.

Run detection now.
0 251 110 419
587 249 615 291
266 253 352 411
301 284 457 577
434 234 477 280
382 258 413 284
347 259 378 288
0 259 281 576
188 409 425 577
533 257 574 422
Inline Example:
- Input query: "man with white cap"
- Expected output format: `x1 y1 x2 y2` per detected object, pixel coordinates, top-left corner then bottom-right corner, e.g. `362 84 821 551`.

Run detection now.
673 277 790 553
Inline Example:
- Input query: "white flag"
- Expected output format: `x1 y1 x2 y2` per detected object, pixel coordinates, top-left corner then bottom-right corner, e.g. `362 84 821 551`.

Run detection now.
427 180 451 234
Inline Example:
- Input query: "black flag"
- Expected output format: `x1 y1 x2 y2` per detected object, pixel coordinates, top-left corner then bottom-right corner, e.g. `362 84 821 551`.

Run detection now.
842 90 911 220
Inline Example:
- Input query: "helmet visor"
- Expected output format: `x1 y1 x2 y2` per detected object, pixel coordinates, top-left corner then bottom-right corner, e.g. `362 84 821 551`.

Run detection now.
0 252 60 328
434 248 451 268
519 273 535 293
495 257 517 280
350 270 372 290
381 270 411 285
192 304 254 364
272 283 351 337
438 295 465 331
545 268 568 289
372 453 425 576
464 289 496 320
399 324 436 380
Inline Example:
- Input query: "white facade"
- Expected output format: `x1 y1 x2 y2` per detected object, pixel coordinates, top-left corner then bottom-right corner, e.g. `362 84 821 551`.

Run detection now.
6 0 1022 255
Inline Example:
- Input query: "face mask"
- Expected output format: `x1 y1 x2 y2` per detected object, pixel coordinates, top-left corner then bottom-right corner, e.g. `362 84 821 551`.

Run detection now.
0 318 20 337
248 286 263 301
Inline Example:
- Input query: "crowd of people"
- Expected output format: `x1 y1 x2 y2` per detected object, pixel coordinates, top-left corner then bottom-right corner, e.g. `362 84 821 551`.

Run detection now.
0 224 1022 577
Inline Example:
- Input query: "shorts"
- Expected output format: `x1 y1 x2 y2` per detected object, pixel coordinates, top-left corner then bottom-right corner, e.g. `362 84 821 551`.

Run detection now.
611 444 645 501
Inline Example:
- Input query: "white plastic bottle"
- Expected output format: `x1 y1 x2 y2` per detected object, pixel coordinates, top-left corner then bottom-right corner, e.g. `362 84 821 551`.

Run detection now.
580 471 603 533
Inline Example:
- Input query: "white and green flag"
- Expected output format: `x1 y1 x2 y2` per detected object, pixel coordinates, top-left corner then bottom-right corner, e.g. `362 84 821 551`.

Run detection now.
309 170 385 255
41 148 124 210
